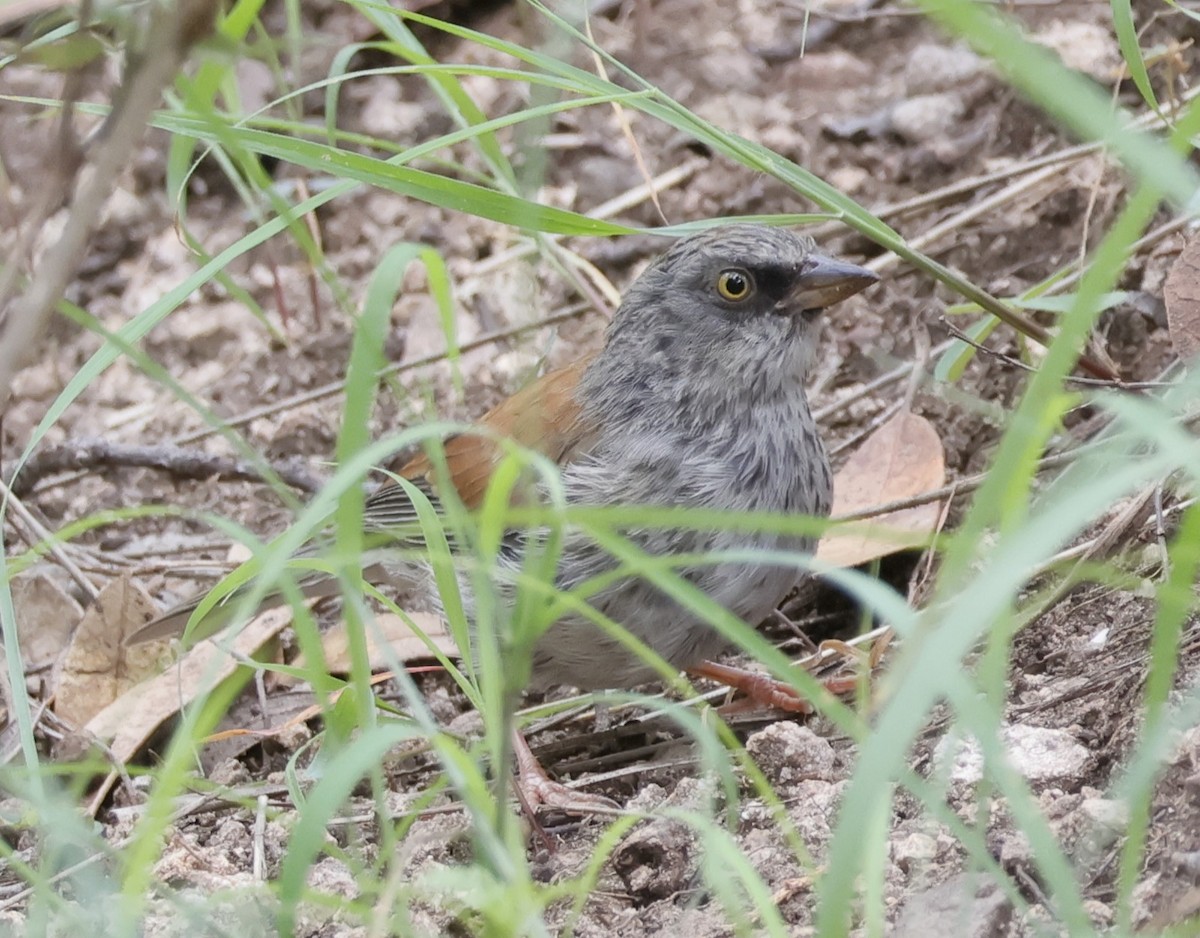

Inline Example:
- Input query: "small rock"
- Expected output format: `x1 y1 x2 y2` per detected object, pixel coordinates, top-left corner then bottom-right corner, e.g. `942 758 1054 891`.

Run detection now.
890 93 966 144
934 732 985 785
905 43 988 95
307 856 358 900
612 817 696 903
892 872 1011 938
936 725 1090 786
827 165 869 194
785 50 873 91
787 779 841 847
612 777 713 903
1130 872 1162 927
998 830 1033 868
1034 21 1122 82
1080 796 1129 832
1084 899 1114 927
893 831 939 872
1003 725 1090 783
745 722 836 783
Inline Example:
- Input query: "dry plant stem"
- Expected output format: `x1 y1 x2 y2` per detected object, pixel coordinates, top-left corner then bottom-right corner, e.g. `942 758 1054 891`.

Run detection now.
873 163 1067 276
812 339 955 424
7 438 326 498
830 443 1093 523
592 61 667 224
253 795 268 880
468 157 706 280
172 303 593 447
0 0 218 411
0 478 99 599
827 397 905 459
860 164 1118 381
812 81 1200 241
22 302 596 500
0 31 88 314
814 211 1188 430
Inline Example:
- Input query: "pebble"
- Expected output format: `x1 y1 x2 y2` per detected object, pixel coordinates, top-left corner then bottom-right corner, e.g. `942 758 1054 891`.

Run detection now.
892 872 1012 938
905 43 989 96
935 724 1090 785
890 93 966 145
745 722 836 783
1035 21 1122 82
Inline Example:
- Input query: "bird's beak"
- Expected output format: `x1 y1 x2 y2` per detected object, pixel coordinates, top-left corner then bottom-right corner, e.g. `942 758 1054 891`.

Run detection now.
789 254 879 314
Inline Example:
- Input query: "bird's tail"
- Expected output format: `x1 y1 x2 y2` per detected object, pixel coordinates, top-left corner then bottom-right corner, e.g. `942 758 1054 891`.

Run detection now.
126 568 347 645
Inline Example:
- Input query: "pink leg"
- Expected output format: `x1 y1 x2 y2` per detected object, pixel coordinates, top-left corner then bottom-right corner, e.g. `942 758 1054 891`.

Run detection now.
512 728 619 814
687 659 861 714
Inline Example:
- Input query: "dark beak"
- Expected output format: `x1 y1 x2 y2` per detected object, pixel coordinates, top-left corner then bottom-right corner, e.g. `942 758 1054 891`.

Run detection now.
789 254 878 314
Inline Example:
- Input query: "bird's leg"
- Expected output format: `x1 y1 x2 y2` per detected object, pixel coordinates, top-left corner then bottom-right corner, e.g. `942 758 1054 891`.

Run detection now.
511 728 619 814
687 660 862 714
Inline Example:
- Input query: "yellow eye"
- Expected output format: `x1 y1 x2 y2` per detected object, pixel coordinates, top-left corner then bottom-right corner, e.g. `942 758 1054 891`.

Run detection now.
717 268 754 301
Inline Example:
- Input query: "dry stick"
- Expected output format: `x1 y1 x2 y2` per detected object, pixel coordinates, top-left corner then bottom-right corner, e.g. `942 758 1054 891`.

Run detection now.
0 0 219 411
827 398 906 459
153 158 699 453
0 479 99 600
812 339 956 424
813 79 1200 241
8 439 326 498
814 197 1191 430
843 87 1200 381
0 0 94 318
468 157 706 279
21 303 592 498
584 15 668 225
867 163 1067 277
941 323 1174 390
832 357 1186 524
830 445 1090 524
172 303 591 447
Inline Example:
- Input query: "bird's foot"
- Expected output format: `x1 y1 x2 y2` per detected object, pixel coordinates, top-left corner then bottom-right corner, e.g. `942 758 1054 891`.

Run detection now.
688 659 863 715
512 729 619 816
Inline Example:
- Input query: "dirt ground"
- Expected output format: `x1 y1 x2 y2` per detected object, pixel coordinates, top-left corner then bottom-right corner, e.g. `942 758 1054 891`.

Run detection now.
3 0 1200 934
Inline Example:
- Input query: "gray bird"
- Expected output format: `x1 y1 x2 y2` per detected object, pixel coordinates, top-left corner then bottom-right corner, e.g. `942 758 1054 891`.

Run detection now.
131 224 877 808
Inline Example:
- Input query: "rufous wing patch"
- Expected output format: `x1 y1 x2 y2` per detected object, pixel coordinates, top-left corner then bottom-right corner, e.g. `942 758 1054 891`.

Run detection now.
399 354 599 510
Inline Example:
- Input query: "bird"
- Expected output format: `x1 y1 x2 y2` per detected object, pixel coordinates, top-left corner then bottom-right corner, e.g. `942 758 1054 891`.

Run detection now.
129 224 878 809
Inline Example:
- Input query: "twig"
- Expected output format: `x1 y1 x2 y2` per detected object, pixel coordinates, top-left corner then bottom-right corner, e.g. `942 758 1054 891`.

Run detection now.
0 0 220 411
7 439 325 498
0 478 99 600
171 303 594 448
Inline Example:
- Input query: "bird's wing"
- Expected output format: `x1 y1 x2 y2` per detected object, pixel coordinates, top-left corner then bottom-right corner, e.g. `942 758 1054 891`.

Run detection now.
127 355 600 645
363 353 599 531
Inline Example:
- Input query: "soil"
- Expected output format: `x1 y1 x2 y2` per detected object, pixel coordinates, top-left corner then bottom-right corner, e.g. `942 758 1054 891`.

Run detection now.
2 0 1199 934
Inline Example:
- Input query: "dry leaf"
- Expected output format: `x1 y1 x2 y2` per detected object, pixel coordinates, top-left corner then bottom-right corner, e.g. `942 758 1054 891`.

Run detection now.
1164 236 1200 362
11 566 82 672
52 576 163 729
287 611 457 680
816 411 947 568
83 607 292 760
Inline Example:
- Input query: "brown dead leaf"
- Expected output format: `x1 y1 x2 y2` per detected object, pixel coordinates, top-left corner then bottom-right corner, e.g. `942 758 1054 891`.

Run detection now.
83 607 292 760
78 607 291 815
816 411 947 568
1164 236 1200 362
286 612 457 682
52 575 164 729
11 566 82 672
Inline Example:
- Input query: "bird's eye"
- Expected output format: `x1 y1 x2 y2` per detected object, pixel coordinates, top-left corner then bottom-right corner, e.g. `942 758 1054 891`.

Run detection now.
716 268 754 302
